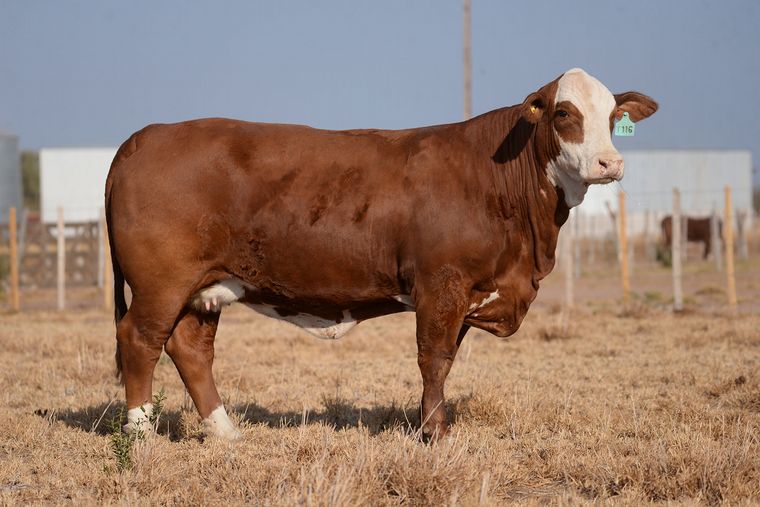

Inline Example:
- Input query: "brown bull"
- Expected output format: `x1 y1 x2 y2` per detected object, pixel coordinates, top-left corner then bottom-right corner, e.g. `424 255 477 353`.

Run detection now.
661 215 721 259
106 68 657 441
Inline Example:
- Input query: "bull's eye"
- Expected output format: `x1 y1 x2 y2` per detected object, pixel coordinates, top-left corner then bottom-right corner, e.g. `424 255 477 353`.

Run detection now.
556 109 569 118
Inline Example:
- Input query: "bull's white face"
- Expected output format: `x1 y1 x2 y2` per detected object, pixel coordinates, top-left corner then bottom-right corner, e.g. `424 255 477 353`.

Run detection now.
546 68 622 207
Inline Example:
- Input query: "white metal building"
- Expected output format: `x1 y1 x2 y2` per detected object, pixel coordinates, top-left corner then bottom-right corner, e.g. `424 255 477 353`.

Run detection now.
577 149 754 235
39 147 118 223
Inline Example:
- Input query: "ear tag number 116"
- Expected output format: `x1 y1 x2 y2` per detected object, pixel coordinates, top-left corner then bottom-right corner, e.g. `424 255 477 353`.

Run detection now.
614 112 635 137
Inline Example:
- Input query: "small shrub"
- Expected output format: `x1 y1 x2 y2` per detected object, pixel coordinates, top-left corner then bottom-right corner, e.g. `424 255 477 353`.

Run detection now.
150 388 166 429
106 389 166 472
644 290 663 303
655 244 672 267
107 407 138 471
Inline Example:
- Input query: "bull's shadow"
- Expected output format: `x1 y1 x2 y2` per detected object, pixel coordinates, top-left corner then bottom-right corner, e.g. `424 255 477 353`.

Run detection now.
46 401 189 441
43 399 422 440
230 400 420 436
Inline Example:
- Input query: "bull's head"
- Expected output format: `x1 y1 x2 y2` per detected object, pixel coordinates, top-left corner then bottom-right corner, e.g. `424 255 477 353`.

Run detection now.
521 68 658 206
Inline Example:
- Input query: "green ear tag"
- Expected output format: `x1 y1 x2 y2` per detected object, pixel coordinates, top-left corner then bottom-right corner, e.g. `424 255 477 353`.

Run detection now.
614 112 635 137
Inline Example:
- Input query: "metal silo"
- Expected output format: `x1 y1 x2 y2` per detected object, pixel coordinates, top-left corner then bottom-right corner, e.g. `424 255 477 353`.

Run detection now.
0 131 22 224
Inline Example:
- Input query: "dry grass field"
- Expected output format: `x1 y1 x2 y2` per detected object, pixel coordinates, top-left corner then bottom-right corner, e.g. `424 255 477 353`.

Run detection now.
1 258 760 505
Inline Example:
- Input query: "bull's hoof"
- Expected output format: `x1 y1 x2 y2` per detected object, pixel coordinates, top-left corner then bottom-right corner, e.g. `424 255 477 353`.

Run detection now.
202 405 242 441
421 421 450 444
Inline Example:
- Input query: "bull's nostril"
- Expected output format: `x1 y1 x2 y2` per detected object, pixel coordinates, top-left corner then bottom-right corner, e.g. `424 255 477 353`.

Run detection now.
599 159 609 169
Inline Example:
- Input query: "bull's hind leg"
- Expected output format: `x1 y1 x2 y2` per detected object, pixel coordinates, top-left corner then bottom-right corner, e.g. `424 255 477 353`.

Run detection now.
117 299 182 435
165 309 241 441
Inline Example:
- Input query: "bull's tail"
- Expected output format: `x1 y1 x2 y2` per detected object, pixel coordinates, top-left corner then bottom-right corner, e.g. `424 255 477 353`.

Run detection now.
111 245 127 383
106 187 128 383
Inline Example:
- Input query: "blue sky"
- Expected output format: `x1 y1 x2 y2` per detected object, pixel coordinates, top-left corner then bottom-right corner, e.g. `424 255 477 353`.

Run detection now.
1 1 758 182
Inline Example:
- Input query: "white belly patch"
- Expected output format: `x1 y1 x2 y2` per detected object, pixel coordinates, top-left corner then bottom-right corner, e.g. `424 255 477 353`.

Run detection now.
188 278 357 340
244 304 357 340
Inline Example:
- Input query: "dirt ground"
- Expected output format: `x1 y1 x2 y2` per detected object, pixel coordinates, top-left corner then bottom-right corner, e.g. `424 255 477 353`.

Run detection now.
1 258 759 505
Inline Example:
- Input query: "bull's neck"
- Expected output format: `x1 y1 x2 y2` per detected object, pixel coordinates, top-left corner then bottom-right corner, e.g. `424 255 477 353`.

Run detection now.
463 106 570 279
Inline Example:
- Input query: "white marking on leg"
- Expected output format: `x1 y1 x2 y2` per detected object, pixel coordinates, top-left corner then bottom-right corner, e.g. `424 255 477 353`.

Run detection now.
123 403 154 435
202 405 241 441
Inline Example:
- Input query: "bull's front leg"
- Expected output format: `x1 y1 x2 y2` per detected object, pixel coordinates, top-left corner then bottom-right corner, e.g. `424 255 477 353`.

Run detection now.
414 267 471 442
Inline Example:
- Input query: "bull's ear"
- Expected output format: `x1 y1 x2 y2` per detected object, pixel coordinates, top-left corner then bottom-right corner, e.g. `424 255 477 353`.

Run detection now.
520 92 547 124
614 92 658 122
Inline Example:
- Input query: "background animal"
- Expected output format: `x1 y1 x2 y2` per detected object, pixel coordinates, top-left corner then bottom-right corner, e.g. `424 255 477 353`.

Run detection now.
660 215 721 260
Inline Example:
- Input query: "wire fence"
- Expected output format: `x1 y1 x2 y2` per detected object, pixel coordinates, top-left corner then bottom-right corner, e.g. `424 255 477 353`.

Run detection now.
556 186 757 318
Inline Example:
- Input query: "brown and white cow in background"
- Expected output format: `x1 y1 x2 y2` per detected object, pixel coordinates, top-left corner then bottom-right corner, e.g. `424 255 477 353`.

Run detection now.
105 68 657 441
660 215 721 260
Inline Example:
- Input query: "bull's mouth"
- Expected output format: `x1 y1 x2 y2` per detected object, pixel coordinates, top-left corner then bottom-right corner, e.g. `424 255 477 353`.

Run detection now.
584 176 616 186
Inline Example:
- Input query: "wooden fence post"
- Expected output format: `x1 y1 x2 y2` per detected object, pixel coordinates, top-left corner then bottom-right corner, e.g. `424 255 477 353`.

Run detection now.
737 210 749 260
588 214 597 264
672 189 683 312
9 207 20 312
57 206 65 311
102 210 113 311
559 211 574 331
17 208 27 268
711 207 722 271
573 208 581 279
618 192 630 303
97 212 104 289
643 209 651 261
565 210 574 309
605 200 619 264
724 187 737 315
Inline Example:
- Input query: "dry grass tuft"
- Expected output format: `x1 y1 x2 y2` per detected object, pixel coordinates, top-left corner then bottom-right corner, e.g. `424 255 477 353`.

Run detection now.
534 324 576 342
617 299 655 319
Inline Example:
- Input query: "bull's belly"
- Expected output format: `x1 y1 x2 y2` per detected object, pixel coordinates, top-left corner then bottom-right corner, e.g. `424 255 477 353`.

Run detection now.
188 278 410 339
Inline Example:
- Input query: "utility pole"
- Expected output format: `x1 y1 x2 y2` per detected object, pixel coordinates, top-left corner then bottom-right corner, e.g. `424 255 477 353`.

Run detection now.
463 0 472 120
